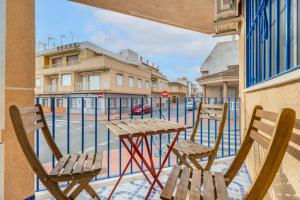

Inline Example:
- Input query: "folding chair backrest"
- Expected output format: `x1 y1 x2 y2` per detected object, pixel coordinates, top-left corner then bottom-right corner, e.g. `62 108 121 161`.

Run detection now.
224 106 295 200
9 104 68 199
190 101 228 155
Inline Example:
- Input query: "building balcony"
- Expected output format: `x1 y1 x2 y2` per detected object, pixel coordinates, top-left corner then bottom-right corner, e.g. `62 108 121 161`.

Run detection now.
33 95 242 199
44 84 58 93
74 82 109 91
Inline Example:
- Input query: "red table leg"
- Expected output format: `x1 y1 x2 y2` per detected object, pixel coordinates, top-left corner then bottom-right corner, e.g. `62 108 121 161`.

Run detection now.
108 136 150 200
125 135 164 189
144 129 182 199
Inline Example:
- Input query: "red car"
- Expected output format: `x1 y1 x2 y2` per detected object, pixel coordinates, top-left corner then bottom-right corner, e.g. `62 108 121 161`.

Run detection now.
131 104 151 115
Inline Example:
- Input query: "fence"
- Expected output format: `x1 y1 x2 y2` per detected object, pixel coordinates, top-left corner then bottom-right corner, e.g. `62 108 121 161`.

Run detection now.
34 96 240 191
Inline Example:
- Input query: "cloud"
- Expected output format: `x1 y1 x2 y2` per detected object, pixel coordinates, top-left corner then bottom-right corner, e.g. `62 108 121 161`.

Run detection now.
86 9 230 59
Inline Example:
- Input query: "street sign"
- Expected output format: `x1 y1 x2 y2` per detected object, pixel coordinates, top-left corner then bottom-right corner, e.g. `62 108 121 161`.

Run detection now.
98 91 104 97
162 91 169 97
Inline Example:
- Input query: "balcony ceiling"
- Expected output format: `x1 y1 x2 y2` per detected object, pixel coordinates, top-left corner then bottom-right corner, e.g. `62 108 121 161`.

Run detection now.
71 0 215 34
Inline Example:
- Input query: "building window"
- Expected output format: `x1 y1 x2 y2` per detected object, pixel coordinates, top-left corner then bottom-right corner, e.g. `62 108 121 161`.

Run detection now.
42 98 48 107
138 79 142 89
56 98 63 108
52 57 63 67
67 55 79 65
246 0 300 87
70 98 78 109
129 76 134 88
159 82 164 90
116 74 124 86
89 75 100 90
36 78 41 87
145 81 150 89
61 73 72 86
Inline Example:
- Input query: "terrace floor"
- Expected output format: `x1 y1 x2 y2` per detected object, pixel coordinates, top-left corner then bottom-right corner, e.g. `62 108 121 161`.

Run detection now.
36 157 252 200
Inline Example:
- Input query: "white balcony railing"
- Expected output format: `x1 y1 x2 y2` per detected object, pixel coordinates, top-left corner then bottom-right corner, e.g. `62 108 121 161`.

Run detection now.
44 84 58 93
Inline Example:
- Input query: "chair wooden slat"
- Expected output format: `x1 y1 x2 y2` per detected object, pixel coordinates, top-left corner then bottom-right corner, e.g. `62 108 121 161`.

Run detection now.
61 154 79 175
202 171 215 200
84 153 95 172
174 167 190 200
252 120 274 136
202 108 224 115
160 165 181 200
294 119 300 130
73 154 87 174
21 114 42 124
200 114 222 121
214 172 229 200
24 121 45 134
50 155 70 176
19 106 40 114
189 170 202 200
250 130 270 149
93 152 103 170
290 132 300 144
255 110 278 122
202 104 223 109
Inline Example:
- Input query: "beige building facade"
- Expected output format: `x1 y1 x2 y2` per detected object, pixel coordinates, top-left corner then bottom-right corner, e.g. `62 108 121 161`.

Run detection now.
35 42 169 113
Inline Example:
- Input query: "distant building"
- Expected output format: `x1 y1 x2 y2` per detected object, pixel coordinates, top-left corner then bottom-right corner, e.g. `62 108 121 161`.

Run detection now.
141 60 169 97
196 40 239 101
35 41 168 113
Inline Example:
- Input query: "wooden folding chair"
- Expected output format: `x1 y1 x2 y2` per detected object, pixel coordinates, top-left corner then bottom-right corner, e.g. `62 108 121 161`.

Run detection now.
161 106 296 200
9 104 104 200
168 102 228 170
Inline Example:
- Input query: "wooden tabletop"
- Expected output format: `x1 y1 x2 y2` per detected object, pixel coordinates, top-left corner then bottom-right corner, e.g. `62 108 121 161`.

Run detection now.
105 118 186 137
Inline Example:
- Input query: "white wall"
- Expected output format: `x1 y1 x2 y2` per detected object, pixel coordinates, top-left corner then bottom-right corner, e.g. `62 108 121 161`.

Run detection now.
0 0 5 130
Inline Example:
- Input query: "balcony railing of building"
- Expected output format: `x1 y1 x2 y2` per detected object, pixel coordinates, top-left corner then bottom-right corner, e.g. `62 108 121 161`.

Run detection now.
44 84 58 93
34 96 240 192
75 82 109 91
39 60 81 69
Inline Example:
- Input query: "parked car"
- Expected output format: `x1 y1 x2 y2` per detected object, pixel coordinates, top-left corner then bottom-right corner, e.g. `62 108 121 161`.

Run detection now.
186 100 197 111
131 104 151 115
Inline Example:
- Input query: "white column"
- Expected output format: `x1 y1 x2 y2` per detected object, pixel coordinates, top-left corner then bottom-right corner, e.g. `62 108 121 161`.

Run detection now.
223 82 228 99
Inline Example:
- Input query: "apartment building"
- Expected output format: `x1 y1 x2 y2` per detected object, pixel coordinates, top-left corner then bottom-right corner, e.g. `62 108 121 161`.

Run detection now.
168 80 188 103
35 41 156 113
142 61 169 96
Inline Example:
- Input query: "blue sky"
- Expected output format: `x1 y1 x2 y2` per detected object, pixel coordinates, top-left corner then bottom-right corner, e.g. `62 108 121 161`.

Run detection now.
36 0 230 82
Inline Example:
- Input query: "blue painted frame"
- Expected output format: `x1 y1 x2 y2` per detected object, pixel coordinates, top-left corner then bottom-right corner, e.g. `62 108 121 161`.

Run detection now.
246 0 296 88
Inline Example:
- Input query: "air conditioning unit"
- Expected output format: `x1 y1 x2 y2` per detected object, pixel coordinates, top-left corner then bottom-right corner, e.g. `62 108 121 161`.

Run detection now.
214 0 242 37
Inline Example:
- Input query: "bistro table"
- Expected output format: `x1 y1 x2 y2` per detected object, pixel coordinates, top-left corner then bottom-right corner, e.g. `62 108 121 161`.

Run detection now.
105 118 186 199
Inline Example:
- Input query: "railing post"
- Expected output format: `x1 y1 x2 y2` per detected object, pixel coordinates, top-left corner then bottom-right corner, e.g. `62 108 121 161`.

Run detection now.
81 97 84 153
119 97 122 176
35 96 40 191
51 97 55 168
67 96 70 154
228 97 231 156
107 97 111 178
94 97 98 154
